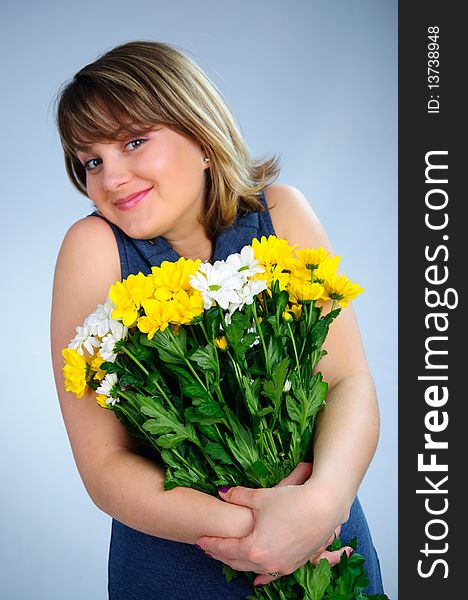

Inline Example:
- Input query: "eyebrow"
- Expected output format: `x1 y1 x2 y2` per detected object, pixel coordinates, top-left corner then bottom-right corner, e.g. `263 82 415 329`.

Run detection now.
74 143 94 154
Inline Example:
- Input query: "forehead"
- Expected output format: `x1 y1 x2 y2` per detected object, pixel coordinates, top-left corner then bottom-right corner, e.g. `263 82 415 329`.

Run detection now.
72 124 155 155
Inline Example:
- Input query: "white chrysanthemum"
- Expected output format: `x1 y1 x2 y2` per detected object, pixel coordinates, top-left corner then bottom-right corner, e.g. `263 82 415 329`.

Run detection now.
84 297 116 337
68 324 100 356
96 373 120 405
190 261 244 310
226 279 268 319
226 246 265 281
100 321 128 362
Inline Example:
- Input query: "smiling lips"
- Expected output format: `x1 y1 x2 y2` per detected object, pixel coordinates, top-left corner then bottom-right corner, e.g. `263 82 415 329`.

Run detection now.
114 187 152 211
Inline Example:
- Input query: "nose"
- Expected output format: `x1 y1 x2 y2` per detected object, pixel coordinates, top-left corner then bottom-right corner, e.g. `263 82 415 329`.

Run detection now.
101 157 131 192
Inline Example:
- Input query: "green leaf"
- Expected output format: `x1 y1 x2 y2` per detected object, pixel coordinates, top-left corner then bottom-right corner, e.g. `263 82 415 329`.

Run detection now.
290 371 328 426
241 375 259 416
190 344 218 372
156 432 191 448
204 306 222 340
223 311 258 361
261 356 290 411
204 442 235 465
146 372 169 396
141 328 187 364
303 559 332 600
286 394 301 423
191 397 226 420
99 361 124 374
141 403 198 446
251 459 269 479
310 308 340 348
164 364 211 400
226 424 260 476
185 408 223 427
256 407 273 418
222 564 238 583
119 373 142 387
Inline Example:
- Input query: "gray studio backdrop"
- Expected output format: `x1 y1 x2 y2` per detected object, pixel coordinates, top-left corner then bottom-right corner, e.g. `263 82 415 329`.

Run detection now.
1 1 397 598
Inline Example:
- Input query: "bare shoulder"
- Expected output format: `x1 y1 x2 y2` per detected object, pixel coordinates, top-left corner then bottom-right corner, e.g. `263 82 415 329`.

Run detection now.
51 217 135 466
264 183 333 252
51 216 121 358
54 216 121 313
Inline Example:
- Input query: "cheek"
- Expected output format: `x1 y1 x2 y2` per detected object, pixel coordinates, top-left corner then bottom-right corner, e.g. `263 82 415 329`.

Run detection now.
85 179 97 200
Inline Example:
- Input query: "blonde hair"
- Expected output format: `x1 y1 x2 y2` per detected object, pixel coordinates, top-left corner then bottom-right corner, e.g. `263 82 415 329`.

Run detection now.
54 40 280 237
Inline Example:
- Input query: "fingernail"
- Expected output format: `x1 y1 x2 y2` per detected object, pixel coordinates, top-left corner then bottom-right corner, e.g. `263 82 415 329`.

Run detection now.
345 548 354 557
194 544 202 550
218 486 232 494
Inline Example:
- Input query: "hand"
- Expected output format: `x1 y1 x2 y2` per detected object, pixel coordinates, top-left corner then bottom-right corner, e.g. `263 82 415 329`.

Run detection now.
195 463 353 587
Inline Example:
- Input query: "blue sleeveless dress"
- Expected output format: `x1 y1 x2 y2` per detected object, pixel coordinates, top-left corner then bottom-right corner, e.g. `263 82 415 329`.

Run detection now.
93 191 384 598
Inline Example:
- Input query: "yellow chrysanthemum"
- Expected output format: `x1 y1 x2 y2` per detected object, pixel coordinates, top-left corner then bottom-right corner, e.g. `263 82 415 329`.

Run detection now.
254 264 291 292
314 256 341 283
90 352 106 381
62 348 88 399
96 394 110 409
287 276 325 303
151 257 201 301
214 335 228 350
251 236 297 272
109 273 154 327
137 299 175 339
295 247 330 270
288 303 303 320
321 274 364 307
171 289 205 325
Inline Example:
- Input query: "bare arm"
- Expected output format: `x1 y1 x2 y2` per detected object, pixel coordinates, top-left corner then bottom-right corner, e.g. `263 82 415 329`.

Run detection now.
51 216 253 543
268 184 380 517
195 184 380 579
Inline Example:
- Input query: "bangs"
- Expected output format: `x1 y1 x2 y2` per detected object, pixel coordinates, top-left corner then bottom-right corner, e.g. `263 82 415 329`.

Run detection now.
57 76 167 157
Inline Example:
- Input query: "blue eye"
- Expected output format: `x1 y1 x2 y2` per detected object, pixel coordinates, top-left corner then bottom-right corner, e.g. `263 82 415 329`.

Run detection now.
83 158 102 171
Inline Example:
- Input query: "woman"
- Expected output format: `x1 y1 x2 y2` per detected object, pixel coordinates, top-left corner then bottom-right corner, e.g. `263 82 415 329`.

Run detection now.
51 40 384 598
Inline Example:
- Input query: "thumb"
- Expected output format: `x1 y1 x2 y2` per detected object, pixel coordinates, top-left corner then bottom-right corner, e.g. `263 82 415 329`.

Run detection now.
275 462 313 487
311 547 353 568
218 485 259 508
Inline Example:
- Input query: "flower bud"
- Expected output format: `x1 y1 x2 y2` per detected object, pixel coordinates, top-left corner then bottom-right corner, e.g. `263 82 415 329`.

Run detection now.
214 335 228 351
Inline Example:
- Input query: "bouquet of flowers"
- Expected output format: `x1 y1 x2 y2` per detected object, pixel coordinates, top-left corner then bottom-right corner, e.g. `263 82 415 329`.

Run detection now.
62 235 387 599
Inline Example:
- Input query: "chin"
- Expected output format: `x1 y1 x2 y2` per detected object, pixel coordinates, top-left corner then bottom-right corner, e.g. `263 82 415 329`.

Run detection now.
118 216 160 241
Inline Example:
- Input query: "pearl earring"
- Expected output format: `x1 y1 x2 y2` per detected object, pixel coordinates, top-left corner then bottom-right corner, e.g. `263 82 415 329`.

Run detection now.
203 157 209 163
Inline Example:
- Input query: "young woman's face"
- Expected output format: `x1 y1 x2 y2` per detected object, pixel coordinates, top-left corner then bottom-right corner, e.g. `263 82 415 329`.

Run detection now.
75 127 210 241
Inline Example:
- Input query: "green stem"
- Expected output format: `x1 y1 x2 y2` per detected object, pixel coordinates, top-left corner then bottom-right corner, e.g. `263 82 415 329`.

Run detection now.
116 395 160 452
251 302 270 377
286 321 301 378
172 448 208 480
199 321 222 383
198 321 211 345
119 346 149 375
166 328 209 392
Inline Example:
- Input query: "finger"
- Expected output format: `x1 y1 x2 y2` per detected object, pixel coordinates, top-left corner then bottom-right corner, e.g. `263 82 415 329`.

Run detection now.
275 462 313 487
195 535 245 556
311 547 353 567
253 573 278 587
204 552 260 573
218 485 261 509
325 525 340 547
